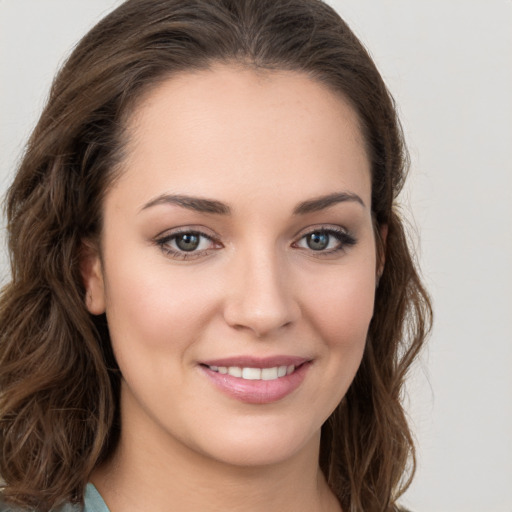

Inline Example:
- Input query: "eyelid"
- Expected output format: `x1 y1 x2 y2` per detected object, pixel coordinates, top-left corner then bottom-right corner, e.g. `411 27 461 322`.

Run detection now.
292 224 352 241
154 224 218 239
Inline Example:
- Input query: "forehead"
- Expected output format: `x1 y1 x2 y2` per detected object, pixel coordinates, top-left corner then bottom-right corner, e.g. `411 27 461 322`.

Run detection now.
112 64 371 211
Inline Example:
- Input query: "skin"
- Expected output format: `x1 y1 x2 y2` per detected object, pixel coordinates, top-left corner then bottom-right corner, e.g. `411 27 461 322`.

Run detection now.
82 64 380 512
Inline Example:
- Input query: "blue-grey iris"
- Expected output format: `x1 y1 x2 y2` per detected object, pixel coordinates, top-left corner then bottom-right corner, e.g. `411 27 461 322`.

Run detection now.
176 233 200 251
307 232 329 250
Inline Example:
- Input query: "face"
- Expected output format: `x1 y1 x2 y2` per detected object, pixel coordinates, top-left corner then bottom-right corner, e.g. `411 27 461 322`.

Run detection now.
83 65 378 468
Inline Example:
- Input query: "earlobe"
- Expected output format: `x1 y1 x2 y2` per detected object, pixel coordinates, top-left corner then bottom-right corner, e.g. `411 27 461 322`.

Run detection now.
80 241 106 315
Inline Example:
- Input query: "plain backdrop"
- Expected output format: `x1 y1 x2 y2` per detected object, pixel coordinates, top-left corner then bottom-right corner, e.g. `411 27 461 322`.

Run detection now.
1 1 511 511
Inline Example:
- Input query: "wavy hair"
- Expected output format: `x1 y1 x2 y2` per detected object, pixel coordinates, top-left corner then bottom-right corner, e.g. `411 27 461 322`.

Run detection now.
0 0 432 510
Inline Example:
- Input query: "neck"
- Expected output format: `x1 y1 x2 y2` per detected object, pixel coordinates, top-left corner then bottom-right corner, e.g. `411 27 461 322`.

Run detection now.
91 393 341 512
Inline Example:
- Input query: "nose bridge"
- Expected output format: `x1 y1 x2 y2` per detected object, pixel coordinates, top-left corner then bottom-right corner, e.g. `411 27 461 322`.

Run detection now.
223 239 298 337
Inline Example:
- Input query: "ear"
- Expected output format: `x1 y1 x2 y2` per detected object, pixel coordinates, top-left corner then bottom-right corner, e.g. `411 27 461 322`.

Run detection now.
80 240 106 315
376 223 388 281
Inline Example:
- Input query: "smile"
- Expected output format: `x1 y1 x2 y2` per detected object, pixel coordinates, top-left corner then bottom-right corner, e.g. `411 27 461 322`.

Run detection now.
200 357 311 404
207 365 295 380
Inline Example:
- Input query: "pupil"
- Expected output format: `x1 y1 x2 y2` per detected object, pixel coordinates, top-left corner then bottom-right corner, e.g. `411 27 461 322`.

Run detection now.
176 233 200 251
307 232 329 250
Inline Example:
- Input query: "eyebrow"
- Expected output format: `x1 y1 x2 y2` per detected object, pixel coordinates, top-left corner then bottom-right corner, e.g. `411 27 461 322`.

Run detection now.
293 192 366 214
140 194 231 215
140 190 365 216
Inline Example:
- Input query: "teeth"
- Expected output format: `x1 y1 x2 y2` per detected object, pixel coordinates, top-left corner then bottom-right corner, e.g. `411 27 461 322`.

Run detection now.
242 367 261 380
261 367 278 380
227 366 242 377
209 364 295 381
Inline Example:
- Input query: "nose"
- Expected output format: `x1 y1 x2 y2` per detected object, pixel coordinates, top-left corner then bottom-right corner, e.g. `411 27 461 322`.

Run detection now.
222 247 300 338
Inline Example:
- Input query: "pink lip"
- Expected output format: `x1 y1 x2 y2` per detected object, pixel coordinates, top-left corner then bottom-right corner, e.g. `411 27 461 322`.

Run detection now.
199 356 312 405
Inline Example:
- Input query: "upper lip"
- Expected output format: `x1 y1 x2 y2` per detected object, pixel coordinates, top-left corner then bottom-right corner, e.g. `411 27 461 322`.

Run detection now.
200 355 311 368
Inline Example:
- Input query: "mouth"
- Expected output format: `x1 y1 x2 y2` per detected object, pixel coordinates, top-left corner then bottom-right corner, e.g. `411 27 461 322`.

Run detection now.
199 356 311 404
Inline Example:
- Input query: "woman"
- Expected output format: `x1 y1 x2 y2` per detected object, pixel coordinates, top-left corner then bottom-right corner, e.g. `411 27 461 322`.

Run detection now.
0 0 431 511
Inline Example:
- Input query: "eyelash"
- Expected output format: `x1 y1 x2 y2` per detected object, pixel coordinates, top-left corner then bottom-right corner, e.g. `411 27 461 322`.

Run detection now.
155 228 220 261
293 227 357 256
155 226 356 260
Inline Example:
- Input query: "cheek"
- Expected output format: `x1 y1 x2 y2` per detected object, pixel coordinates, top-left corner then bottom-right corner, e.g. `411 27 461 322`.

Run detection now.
102 255 219 358
304 263 376 350
292 263 375 425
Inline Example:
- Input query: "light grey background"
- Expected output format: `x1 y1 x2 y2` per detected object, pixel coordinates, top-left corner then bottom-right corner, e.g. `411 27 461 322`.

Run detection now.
1 1 511 511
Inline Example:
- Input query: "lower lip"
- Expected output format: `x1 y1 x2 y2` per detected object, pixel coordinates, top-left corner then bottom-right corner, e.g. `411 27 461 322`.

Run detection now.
200 363 311 404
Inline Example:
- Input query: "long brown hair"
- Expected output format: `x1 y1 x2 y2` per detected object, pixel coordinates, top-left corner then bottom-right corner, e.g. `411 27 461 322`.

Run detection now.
0 1 432 510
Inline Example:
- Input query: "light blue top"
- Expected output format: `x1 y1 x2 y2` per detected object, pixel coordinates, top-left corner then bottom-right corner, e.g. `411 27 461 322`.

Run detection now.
82 484 109 512
0 484 109 512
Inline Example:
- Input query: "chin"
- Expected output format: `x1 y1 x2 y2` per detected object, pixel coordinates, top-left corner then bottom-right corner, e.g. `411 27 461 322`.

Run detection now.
188 415 322 469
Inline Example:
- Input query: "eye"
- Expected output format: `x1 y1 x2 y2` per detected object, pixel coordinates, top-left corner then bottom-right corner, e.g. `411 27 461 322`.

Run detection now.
294 228 356 254
155 229 221 260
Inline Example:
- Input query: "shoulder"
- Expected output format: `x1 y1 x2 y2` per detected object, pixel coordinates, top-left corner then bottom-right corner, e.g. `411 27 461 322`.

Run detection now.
0 498 81 512
0 483 104 512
